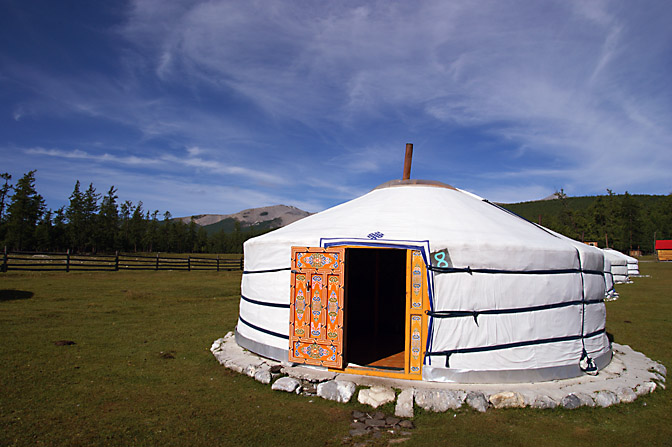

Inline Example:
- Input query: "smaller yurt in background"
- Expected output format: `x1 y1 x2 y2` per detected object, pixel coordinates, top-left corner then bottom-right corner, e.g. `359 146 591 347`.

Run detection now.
603 257 617 300
602 249 629 284
623 253 640 276
604 248 639 277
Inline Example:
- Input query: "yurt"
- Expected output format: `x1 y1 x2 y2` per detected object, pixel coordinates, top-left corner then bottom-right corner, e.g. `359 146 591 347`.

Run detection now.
602 249 629 284
541 228 616 300
615 250 640 276
603 256 617 299
236 172 612 383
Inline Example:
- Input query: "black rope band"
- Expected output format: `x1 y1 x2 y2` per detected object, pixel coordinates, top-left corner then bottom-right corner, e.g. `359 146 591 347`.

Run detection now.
426 329 606 367
238 315 289 340
243 267 291 274
240 295 290 309
428 265 604 276
427 298 605 322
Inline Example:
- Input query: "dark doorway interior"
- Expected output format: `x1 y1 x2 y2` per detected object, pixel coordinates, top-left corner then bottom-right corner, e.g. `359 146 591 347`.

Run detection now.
345 248 407 369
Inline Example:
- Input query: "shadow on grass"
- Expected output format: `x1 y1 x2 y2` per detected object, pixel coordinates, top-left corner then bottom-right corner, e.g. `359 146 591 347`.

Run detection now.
0 289 34 301
607 331 615 343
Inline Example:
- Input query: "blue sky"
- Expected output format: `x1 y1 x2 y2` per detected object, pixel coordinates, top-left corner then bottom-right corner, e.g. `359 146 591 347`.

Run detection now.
2 0 671 217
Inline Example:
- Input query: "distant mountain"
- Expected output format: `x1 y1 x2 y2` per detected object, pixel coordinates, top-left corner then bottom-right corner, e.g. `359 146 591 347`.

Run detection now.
175 205 311 235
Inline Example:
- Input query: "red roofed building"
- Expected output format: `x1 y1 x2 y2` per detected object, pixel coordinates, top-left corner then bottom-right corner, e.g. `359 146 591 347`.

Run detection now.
655 240 672 261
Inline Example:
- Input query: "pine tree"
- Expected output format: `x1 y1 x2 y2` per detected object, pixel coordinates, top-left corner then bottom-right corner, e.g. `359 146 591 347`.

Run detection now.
35 210 54 250
4 171 45 250
118 200 134 251
98 186 119 252
129 201 145 252
0 172 12 242
619 192 643 252
52 207 68 251
82 183 100 252
66 181 85 251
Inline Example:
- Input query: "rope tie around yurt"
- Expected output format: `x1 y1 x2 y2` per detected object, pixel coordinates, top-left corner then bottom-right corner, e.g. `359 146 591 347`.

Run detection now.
573 247 600 375
428 265 605 276
425 328 607 368
242 266 291 274
240 294 290 308
238 315 289 340
426 298 605 326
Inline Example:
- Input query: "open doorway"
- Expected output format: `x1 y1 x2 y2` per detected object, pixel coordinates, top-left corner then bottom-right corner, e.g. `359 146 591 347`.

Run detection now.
345 248 407 370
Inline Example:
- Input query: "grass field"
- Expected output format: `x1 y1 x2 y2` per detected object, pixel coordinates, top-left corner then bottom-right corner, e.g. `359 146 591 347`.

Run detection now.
1 260 670 446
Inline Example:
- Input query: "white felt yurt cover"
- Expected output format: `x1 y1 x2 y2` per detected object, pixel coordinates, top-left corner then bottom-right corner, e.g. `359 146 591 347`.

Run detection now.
604 248 640 276
237 181 612 383
602 249 629 284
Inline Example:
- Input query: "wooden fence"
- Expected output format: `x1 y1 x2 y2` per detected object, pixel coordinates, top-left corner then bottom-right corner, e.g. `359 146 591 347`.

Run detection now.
1 249 243 273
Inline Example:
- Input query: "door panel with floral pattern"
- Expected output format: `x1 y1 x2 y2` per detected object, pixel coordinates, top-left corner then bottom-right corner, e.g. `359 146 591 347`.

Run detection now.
289 247 345 368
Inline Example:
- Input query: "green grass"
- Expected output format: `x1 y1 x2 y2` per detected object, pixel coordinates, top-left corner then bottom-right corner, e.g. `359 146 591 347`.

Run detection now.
1 262 670 446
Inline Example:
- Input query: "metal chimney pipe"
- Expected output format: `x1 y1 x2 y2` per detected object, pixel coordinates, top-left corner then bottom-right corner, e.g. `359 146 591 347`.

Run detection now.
402 143 413 180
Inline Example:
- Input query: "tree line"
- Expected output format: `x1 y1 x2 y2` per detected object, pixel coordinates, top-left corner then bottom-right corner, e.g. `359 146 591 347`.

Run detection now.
504 189 672 254
0 171 271 254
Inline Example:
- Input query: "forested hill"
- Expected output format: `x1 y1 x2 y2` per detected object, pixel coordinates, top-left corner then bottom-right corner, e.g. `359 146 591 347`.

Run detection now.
501 193 672 254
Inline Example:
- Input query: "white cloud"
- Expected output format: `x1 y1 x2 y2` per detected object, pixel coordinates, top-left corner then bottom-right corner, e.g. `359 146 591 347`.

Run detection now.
4 0 672 213
24 146 287 186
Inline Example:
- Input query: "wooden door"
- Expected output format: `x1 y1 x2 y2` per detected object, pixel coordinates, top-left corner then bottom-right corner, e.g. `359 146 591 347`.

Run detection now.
406 249 428 376
289 247 345 368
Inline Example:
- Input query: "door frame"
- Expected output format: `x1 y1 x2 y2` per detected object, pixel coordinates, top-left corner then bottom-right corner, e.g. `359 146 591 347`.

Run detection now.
338 245 430 380
289 241 433 379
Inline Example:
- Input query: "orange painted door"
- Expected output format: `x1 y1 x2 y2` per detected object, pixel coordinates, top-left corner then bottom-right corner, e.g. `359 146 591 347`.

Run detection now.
406 249 428 376
289 247 345 368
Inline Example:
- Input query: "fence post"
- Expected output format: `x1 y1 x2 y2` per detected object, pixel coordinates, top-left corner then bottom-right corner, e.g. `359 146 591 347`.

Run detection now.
66 249 70 272
216 255 220 272
188 256 191 272
2 246 7 273
115 251 119 271
156 253 159 271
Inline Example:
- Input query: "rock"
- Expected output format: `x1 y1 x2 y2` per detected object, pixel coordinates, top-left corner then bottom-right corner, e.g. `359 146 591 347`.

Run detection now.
415 389 464 412
616 387 637 403
399 420 415 429
210 338 224 353
316 380 356 403
244 364 257 377
223 358 244 374
365 418 386 427
651 362 667 377
561 394 581 409
352 410 366 419
350 422 366 430
302 382 317 395
386 416 401 426
372 411 386 420
573 392 596 407
271 377 301 393
531 395 557 409
395 388 414 418
349 428 368 437
635 381 657 396
270 364 283 374
595 390 620 407
358 386 396 408
489 391 525 409
254 368 272 385
466 391 489 413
